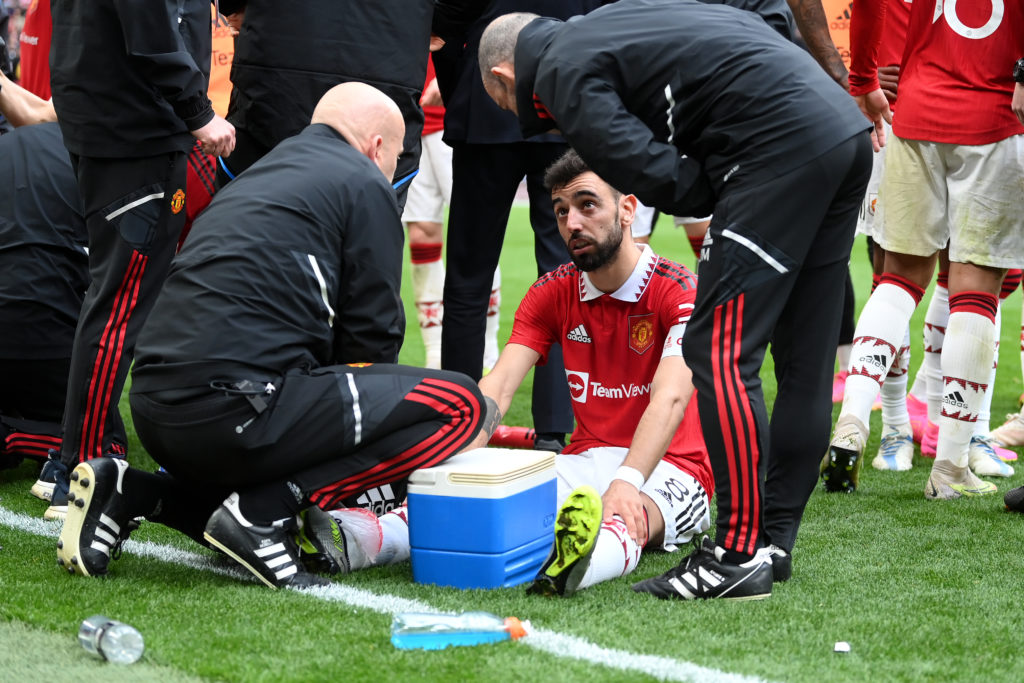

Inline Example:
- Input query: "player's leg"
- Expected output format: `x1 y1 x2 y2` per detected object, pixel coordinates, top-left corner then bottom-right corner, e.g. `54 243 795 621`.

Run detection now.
918 262 950 456
404 131 450 369
530 448 711 596
927 136 1023 498
824 135 946 491
987 270 1024 451
483 266 501 372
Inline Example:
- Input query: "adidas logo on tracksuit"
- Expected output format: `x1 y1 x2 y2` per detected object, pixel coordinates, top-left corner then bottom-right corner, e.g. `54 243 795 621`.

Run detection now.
567 324 592 343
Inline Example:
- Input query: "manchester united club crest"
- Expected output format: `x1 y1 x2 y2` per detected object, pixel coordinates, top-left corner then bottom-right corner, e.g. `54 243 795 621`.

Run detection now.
629 314 655 355
170 188 186 214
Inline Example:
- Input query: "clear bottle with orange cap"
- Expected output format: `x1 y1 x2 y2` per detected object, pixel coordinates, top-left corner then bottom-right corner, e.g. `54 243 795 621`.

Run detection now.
390 611 529 650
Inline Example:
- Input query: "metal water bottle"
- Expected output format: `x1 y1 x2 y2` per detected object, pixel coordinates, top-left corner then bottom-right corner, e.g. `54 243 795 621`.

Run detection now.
78 615 144 664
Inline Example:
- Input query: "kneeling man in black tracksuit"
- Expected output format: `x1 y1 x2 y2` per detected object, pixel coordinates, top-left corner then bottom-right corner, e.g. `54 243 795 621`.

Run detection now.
479 0 872 599
56 83 487 590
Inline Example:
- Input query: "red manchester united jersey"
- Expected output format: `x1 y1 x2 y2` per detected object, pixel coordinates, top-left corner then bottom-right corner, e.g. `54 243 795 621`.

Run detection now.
508 245 713 497
850 0 1024 144
18 0 53 99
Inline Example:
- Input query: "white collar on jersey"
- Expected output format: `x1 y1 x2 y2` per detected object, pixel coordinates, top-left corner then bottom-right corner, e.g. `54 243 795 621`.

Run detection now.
579 243 659 303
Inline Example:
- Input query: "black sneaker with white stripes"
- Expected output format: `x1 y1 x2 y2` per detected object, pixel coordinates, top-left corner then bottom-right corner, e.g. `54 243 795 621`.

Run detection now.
56 457 134 577
632 536 772 601
204 493 329 590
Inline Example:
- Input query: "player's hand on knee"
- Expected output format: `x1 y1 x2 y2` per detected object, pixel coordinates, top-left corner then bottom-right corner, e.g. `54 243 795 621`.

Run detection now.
192 115 236 158
602 480 647 544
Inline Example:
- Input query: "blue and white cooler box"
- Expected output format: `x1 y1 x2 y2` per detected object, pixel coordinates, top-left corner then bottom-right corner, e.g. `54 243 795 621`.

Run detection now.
408 448 556 589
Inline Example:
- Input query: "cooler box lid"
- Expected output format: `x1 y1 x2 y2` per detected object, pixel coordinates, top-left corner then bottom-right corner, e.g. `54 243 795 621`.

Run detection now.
407 448 555 499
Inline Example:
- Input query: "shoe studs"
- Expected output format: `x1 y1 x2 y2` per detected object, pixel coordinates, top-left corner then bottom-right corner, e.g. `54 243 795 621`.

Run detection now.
70 471 78 482
80 478 89 487
75 499 85 508
68 492 76 502
57 540 63 549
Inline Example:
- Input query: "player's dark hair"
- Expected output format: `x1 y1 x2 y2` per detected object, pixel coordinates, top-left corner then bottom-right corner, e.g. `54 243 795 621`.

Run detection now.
544 149 622 200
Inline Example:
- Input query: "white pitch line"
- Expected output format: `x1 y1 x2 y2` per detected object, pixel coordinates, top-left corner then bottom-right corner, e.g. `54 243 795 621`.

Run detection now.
0 505 769 683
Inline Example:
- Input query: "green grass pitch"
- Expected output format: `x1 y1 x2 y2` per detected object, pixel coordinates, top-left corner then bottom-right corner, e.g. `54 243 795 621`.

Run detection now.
2 209 1023 682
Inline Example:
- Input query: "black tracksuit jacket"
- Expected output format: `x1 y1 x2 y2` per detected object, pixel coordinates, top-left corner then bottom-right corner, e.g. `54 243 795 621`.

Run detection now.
131 124 405 393
218 0 488 157
50 0 214 158
514 0 868 216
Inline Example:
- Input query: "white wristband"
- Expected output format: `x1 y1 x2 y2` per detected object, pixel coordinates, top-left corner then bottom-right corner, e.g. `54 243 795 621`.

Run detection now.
613 465 645 490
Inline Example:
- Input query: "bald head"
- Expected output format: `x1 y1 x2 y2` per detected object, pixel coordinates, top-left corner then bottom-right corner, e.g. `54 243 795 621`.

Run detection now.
312 82 405 180
479 12 538 112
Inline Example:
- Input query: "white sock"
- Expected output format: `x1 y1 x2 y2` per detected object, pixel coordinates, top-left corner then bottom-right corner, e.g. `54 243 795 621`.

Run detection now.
974 305 1001 436
908 355 928 403
484 267 501 371
937 302 997 468
1019 321 1024 391
881 327 911 428
841 282 920 427
412 255 445 370
923 282 950 424
836 343 852 373
375 506 410 566
576 516 642 591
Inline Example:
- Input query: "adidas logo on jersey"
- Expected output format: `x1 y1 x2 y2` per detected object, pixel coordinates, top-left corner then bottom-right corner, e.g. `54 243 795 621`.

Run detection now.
567 324 592 343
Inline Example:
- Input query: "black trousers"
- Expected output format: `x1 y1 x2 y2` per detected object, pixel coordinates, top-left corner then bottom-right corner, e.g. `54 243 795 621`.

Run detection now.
0 358 71 465
130 363 484 516
60 152 187 467
684 134 872 557
441 142 573 434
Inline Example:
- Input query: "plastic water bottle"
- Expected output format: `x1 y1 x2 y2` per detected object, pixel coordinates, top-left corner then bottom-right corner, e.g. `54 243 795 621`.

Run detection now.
78 615 145 664
390 611 529 650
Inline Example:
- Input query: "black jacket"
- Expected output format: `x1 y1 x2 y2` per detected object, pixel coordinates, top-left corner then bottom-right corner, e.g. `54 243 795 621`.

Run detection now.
132 125 405 393
222 0 487 163
50 0 214 157
435 0 602 146
514 0 868 216
0 123 88 359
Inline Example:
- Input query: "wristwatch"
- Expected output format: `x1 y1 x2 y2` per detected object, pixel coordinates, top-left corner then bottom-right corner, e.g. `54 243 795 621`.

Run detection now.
1014 58 1024 84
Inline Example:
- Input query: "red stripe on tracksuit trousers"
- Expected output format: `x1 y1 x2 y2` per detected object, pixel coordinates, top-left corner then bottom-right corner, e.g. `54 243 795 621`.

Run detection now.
310 378 482 508
711 296 761 555
79 251 148 463
5 432 62 460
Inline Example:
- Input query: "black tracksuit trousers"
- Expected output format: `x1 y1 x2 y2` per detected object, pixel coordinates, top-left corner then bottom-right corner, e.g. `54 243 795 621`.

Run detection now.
684 133 872 558
60 152 187 467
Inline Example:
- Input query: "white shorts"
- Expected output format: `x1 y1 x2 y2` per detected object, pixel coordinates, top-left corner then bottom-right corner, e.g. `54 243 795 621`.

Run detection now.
876 134 1024 268
401 131 453 224
855 120 891 238
631 201 711 239
555 446 710 550
631 202 657 238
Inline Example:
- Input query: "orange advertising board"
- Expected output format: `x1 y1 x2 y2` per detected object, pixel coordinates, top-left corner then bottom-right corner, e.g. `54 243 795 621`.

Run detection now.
823 0 855 68
209 7 235 118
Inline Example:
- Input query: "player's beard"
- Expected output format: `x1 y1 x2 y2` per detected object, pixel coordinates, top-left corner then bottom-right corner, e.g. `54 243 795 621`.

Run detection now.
568 210 624 272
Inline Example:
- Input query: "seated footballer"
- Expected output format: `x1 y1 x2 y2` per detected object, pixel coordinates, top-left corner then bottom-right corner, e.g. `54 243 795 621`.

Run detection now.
323 149 715 596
